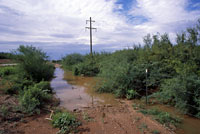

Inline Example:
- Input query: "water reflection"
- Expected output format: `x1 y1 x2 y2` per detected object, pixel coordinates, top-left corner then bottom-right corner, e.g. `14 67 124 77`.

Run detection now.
51 67 117 111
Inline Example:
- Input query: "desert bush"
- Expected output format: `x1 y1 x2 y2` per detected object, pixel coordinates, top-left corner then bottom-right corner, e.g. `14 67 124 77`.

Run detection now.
126 89 138 100
35 81 52 93
14 45 54 82
62 53 84 70
52 111 81 134
154 73 200 117
73 60 99 76
19 85 52 114
97 58 147 98
62 52 109 77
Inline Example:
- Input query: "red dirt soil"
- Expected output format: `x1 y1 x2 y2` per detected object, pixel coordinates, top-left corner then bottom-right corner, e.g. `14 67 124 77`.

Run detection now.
76 100 175 134
15 113 59 134
0 95 175 134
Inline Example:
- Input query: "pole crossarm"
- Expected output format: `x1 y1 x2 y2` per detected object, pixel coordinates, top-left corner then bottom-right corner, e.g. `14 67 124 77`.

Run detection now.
85 27 97 30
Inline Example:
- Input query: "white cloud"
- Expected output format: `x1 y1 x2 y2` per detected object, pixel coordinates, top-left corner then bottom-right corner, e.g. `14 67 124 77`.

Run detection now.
0 0 131 46
0 0 200 52
130 0 200 35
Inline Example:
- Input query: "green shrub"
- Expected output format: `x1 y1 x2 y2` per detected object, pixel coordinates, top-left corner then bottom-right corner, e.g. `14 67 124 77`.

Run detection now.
126 89 138 100
19 85 51 114
62 53 84 70
14 45 54 82
154 73 200 117
35 81 52 93
52 112 81 134
73 60 99 76
97 59 146 98
62 52 109 76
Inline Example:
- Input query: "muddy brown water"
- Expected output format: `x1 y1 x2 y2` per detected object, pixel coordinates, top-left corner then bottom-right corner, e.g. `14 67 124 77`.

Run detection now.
132 100 200 134
51 67 117 111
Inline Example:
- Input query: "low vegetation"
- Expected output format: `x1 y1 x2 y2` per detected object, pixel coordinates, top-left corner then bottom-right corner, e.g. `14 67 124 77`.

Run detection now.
15 45 54 82
19 82 52 114
52 111 81 134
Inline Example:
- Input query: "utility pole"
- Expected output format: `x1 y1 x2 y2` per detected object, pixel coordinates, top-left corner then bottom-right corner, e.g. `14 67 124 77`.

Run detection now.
86 17 97 55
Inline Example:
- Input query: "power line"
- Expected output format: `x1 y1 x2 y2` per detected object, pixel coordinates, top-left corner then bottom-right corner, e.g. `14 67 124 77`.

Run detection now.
85 17 97 55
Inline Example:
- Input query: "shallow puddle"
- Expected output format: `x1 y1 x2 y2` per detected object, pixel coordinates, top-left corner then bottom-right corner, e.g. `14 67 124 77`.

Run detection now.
51 67 117 111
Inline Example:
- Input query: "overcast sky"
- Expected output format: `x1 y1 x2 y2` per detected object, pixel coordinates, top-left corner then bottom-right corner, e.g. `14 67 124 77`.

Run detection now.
0 0 200 59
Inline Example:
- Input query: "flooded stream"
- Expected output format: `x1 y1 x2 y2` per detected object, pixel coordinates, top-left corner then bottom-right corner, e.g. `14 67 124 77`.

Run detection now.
51 67 117 111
